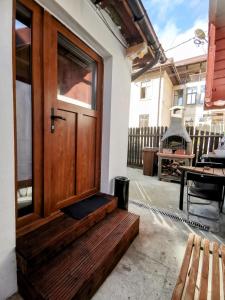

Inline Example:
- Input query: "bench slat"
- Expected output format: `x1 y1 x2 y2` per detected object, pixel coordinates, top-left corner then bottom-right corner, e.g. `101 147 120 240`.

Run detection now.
212 242 220 300
171 233 195 300
221 245 225 299
172 234 225 300
212 243 220 300
199 239 210 300
184 234 201 300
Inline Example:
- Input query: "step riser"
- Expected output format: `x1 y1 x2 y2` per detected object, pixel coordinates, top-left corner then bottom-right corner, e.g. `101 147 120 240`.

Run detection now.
18 271 44 300
17 197 117 274
76 218 139 300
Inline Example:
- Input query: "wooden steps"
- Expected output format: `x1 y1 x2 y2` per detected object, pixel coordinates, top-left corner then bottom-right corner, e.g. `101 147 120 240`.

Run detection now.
17 194 139 300
17 194 117 274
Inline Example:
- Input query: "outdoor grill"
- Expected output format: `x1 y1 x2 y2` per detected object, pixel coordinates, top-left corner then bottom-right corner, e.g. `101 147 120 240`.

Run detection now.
160 107 192 155
157 107 194 181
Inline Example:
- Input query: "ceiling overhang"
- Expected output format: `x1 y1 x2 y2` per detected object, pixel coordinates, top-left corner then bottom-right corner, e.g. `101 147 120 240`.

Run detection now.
91 0 166 79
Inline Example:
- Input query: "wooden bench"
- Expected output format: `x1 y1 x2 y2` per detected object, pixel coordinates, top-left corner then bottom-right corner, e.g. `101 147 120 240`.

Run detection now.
172 233 225 300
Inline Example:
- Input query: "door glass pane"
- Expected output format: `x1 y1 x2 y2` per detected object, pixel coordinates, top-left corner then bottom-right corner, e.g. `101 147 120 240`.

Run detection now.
15 2 33 217
57 34 97 109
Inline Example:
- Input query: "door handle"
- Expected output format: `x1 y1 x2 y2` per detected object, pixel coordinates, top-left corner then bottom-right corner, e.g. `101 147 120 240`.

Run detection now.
51 108 66 133
51 115 66 121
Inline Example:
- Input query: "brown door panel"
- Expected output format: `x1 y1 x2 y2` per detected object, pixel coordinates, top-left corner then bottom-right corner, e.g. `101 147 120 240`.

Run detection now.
43 12 103 216
76 114 97 194
50 110 76 211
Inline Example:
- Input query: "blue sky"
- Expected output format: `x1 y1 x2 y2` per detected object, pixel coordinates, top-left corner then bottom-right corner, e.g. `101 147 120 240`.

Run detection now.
142 0 209 61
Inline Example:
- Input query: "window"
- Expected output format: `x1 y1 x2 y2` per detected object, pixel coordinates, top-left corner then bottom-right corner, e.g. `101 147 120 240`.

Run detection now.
139 114 149 127
140 81 152 100
140 86 146 99
186 87 197 104
57 34 97 110
199 85 205 104
15 2 33 217
174 89 183 106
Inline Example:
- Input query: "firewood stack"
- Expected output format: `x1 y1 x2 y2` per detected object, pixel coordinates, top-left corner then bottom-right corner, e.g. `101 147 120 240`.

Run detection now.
162 160 185 177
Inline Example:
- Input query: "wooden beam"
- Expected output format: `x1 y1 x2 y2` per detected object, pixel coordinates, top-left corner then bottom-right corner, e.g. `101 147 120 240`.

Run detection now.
126 42 148 59
121 0 147 44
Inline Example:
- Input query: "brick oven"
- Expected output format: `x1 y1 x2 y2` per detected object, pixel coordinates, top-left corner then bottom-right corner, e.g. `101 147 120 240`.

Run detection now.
157 107 195 181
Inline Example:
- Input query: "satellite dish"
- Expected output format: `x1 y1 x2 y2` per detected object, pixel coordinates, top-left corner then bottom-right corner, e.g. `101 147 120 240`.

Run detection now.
194 29 206 40
194 29 207 46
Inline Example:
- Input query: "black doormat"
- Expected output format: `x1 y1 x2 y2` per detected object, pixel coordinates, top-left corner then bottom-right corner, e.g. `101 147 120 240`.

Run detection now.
61 195 110 220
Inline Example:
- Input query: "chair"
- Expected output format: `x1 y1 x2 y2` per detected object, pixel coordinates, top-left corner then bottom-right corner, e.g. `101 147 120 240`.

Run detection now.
186 171 225 221
194 161 224 210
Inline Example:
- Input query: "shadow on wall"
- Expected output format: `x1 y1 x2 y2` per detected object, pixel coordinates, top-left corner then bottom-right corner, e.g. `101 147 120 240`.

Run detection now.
0 250 17 300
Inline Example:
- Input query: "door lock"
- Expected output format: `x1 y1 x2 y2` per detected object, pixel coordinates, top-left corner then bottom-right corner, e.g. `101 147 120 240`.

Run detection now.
51 107 66 133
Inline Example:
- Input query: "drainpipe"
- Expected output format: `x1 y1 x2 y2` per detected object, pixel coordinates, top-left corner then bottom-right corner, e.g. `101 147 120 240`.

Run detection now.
157 65 162 126
132 50 161 81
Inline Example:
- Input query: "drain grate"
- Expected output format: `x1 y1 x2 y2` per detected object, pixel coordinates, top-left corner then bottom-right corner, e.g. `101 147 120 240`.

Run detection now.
130 200 210 231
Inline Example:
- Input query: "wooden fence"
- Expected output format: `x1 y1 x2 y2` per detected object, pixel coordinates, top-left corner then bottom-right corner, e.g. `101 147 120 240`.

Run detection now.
127 126 223 167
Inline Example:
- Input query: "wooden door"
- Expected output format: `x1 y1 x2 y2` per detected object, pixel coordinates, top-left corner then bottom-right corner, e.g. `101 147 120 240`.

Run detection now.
44 13 103 216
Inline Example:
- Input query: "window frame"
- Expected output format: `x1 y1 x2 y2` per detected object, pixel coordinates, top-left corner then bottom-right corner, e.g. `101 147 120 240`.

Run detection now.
14 0 43 229
140 86 146 99
139 114 149 127
186 86 197 105
173 89 184 106
199 84 205 104
57 33 97 110
140 81 152 100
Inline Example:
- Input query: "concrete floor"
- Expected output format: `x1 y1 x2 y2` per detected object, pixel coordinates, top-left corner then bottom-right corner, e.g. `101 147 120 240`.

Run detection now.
93 168 225 300
10 167 225 300
128 167 225 240
92 203 188 300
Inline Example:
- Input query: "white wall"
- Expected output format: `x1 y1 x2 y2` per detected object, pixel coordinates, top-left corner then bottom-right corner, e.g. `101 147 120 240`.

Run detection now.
129 76 160 127
0 1 17 299
159 71 173 126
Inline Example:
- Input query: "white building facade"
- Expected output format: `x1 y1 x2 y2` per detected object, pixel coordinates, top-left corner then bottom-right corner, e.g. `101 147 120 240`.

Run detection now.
129 70 173 128
173 80 206 126
129 56 207 129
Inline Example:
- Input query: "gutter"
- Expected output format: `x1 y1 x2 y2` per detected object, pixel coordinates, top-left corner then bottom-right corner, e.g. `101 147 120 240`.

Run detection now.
127 0 167 81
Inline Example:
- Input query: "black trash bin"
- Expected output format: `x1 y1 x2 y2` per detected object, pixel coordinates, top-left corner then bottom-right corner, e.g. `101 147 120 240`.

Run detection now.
114 176 129 210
